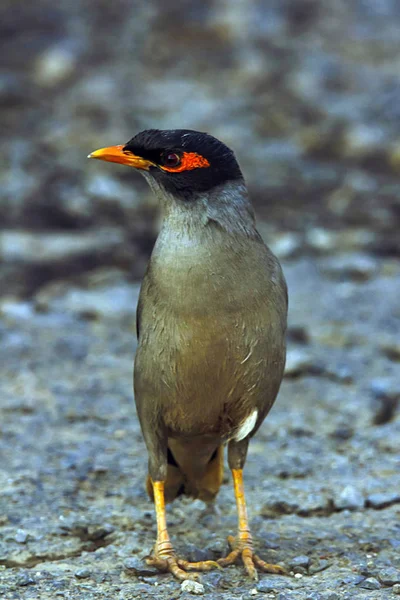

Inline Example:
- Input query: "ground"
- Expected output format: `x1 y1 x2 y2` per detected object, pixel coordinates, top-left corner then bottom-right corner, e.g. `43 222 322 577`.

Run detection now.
1 254 399 600
1 1 400 598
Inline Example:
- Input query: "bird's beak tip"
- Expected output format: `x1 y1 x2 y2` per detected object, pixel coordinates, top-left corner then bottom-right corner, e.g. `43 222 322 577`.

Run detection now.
87 145 152 170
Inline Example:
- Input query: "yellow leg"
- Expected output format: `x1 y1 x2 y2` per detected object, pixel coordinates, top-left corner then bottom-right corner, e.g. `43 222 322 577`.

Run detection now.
145 480 219 581
218 469 287 580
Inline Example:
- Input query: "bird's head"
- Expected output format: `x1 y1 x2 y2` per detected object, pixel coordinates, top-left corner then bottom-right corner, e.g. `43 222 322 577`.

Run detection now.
88 129 244 202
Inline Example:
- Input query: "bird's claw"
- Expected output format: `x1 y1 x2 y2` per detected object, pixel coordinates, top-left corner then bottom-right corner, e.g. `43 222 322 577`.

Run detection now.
146 553 219 581
218 535 287 580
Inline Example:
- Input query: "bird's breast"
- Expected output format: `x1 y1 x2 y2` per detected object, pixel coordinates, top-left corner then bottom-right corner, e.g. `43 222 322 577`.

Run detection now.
134 228 286 439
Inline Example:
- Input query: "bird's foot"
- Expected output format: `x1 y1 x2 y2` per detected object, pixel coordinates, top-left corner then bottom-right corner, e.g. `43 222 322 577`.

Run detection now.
218 534 287 580
146 548 220 581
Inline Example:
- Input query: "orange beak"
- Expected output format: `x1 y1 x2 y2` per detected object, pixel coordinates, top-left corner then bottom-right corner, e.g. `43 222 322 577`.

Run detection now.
87 145 154 170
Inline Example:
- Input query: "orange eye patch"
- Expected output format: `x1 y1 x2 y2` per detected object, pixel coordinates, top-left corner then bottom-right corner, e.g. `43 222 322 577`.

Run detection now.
161 152 210 173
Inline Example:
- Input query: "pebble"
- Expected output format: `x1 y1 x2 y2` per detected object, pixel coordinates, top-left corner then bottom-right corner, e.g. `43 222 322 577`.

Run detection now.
342 574 365 585
320 253 377 281
17 573 36 586
15 529 28 543
306 228 338 252
0 229 124 264
74 568 91 579
277 593 296 600
289 555 310 569
366 492 400 509
0 299 33 320
284 348 314 377
325 364 353 383
333 485 365 510
370 378 399 424
35 281 139 319
256 577 291 592
183 542 211 563
342 123 386 159
269 232 302 259
378 566 400 585
358 576 381 590
180 579 205 595
34 46 76 87
393 584 400 595
204 571 223 588
123 557 159 576
380 339 400 362
309 559 331 574
287 324 310 344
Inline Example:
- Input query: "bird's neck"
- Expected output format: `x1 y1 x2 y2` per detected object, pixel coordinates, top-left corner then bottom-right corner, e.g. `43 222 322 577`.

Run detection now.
147 178 259 241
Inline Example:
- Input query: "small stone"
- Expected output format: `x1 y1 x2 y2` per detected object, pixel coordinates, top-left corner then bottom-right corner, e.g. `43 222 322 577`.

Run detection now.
183 543 211 563
15 529 28 543
370 378 400 425
321 593 339 600
205 539 225 555
203 572 223 588
325 364 353 383
380 339 400 362
250 589 258 596
378 566 400 585
320 253 377 282
330 425 354 440
334 485 364 510
393 584 400 595
309 559 331 574
1 229 124 264
34 46 76 87
269 232 302 259
294 572 303 579
306 228 337 252
342 574 365 585
370 378 400 400
284 348 313 377
305 593 322 600
0 299 33 320
366 492 400 509
277 593 296 600
87 523 114 540
256 577 290 592
180 579 205 595
74 568 91 579
342 123 386 159
287 325 310 344
35 280 139 319
17 573 36 586
358 577 381 590
123 557 159 576
289 555 310 569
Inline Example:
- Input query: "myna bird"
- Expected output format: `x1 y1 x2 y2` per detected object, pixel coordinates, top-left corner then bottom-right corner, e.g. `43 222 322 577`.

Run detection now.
88 130 288 581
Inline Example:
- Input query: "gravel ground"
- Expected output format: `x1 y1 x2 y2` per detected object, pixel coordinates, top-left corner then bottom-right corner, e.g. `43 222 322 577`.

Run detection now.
1 2 400 598
1 256 399 600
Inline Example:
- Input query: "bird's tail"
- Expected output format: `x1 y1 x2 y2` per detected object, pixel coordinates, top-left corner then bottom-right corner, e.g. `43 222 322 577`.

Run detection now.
146 443 224 504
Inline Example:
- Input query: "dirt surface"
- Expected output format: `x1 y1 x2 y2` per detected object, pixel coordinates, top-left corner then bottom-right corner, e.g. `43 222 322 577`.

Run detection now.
1 255 399 600
1 1 400 599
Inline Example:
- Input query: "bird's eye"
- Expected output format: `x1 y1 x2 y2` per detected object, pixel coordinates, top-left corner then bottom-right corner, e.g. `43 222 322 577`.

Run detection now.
161 152 181 168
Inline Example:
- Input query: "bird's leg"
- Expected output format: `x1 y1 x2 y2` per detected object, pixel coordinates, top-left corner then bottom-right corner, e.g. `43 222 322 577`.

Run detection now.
145 480 219 581
218 441 287 579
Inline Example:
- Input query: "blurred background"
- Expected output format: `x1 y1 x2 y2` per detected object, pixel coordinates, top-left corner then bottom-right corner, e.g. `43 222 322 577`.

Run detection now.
2 0 400 298
1 2 399 598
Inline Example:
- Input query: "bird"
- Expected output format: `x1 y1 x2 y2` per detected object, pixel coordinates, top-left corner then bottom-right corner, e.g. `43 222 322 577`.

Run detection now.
88 129 288 581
